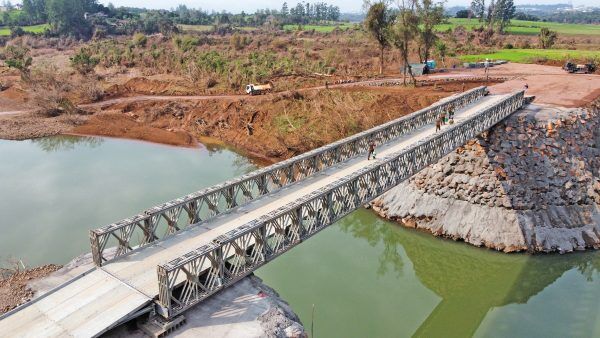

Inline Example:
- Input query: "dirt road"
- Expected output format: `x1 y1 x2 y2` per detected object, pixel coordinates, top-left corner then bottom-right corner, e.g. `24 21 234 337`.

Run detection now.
0 76 488 115
439 63 600 107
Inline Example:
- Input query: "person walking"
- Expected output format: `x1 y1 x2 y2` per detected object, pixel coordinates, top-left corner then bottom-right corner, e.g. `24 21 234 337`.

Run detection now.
367 141 376 160
441 112 446 125
435 116 441 132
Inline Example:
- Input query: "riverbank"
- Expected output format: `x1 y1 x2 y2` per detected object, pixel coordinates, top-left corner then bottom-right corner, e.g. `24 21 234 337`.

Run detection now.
372 100 600 253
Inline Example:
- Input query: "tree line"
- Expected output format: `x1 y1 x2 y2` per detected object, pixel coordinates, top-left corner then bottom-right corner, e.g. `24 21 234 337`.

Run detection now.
1 0 343 38
172 2 341 26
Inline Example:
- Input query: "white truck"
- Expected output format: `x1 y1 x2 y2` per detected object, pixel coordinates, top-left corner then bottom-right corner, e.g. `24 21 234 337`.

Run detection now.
245 83 273 95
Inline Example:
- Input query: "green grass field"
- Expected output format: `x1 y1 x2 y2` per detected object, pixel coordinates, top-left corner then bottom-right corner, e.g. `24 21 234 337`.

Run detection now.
283 23 356 32
437 18 600 36
178 24 260 32
460 48 600 63
0 24 49 36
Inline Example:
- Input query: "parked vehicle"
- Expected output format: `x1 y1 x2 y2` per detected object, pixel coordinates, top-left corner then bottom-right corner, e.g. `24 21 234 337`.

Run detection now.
563 61 597 74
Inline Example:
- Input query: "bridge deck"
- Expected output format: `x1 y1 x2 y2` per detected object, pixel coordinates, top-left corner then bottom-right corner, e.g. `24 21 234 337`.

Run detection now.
0 94 507 337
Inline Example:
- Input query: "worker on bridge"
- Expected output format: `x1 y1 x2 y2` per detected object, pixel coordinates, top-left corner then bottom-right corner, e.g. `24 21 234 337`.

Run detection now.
368 141 376 161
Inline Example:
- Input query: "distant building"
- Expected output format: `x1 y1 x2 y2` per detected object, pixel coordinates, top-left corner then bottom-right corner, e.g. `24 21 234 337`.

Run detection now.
0 6 7 12
84 12 108 20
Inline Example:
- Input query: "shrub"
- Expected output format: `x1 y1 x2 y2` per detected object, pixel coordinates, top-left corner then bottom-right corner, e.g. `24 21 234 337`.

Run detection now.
173 35 200 52
133 33 148 47
504 43 514 49
230 33 244 50
3 44 33 81
205 77 218 89
10 26 25 38
70 48 100 74
539 28 557 49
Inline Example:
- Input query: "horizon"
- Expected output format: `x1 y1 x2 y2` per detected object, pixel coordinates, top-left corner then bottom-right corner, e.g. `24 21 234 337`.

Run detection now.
4 0 600 13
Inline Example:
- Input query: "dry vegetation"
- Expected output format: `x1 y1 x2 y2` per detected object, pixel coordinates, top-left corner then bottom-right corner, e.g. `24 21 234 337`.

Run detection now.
0 26 598 160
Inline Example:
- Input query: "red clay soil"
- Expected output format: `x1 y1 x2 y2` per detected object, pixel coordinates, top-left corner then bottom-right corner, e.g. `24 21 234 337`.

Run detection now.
0 265 61 315
73 83 484 161
439 63 600 107
73 113 196 147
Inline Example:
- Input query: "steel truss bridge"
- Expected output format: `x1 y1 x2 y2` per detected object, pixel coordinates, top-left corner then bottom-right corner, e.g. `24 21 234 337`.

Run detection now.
0 87 525 337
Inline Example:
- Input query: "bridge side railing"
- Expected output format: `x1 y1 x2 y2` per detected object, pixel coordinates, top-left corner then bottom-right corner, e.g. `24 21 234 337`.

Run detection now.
90 87 487 266
155 91 525 318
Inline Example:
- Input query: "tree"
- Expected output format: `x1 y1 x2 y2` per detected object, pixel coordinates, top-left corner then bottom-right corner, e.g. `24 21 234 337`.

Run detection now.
538 27 557 49
389 1 420 85
45 0 99 38
418 0 444 63
4 45 33 81
471 0 485 21
22 0 35 24
455 9 472 18
365 2 391 75
281 2 289 17
495 0 515 33
435 40 447 67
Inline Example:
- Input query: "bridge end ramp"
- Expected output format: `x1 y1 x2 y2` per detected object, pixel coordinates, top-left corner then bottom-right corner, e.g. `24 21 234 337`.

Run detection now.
0 269 152 338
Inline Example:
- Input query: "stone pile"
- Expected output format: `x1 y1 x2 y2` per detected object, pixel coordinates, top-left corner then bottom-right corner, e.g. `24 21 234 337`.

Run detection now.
373 103 600 253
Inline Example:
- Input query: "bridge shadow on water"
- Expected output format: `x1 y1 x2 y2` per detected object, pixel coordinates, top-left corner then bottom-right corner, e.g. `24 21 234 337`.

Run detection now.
338 210 600 338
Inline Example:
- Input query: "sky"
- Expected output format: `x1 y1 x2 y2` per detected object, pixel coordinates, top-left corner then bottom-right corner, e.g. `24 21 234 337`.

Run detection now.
93 0 600 12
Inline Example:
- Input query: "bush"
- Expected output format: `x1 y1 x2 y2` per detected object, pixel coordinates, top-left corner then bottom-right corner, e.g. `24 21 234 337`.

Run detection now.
70 48 99 74
3 44 32 80
205 77 218 89
133 33 147 47
173 35 201 52
504 43 514 49
10 26 25 38
230 34 251 51
539 28 557 49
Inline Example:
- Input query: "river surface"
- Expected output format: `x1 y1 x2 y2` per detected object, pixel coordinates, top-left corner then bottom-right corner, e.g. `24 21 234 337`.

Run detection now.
1 136 599 338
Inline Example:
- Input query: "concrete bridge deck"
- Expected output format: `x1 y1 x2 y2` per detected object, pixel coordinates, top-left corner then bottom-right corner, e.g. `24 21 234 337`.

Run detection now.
0 92 517 337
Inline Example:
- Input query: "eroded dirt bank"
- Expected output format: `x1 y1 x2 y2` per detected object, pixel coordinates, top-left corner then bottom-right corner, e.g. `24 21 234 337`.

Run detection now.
372 101 600 253
71 83 484 161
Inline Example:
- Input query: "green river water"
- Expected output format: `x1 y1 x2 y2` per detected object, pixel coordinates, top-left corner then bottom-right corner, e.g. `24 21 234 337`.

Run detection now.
1 136 599 338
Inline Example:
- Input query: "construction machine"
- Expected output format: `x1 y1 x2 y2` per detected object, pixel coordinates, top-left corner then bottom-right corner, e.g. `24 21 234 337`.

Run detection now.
245 83 273 95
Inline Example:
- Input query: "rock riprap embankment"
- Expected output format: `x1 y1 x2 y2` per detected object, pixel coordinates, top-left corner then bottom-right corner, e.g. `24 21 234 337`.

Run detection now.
372 103 600 253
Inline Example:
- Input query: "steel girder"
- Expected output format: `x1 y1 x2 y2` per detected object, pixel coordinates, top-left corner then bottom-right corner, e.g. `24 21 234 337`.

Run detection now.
155 91 525 319
89 87 487 267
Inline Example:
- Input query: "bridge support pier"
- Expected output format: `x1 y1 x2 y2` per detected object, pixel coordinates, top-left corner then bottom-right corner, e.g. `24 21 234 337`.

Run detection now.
138 314 186 338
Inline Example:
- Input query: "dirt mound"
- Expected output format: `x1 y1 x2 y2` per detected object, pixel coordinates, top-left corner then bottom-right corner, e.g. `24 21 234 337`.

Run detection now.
0 265 61 315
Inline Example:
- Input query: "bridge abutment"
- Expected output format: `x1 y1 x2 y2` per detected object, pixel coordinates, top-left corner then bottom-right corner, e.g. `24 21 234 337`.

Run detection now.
373 102 600 253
